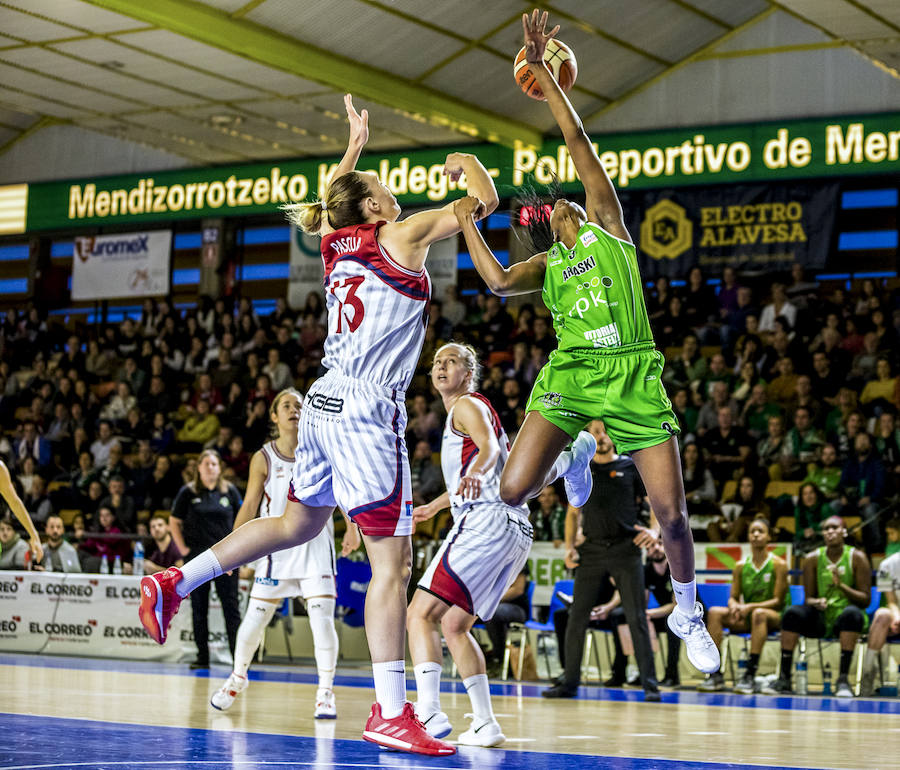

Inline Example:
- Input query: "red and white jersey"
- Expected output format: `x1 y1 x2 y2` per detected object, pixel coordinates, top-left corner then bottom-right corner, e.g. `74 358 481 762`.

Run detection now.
257 441 334 580
320 221 430 392
441 392 528 521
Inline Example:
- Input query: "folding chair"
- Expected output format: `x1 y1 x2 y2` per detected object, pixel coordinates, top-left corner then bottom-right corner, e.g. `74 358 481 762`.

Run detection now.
502 581 535 681
523 579 573 679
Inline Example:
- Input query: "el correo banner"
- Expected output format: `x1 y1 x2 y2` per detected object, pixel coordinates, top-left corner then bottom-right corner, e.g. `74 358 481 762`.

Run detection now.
16 112 900 233
622 182 840 279
72 230 172 300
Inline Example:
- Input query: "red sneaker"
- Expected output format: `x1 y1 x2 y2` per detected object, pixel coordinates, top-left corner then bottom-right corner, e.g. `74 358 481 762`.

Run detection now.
362 702 456 756
139 568 184 644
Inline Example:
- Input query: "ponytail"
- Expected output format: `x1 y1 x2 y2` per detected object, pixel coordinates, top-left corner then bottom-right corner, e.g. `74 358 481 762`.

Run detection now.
283 171 373 234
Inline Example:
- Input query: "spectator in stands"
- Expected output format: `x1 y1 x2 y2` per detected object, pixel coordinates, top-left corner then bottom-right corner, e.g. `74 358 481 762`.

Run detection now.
781 406 826 480
682 441 718 541
144 455 179 512
646 276 671 323
656 295 690 349
767 357 799 410
143 513 184 573
788 375 823 428
709 475 770 542
101 381 136 426
0 515 29 569
810 350 842 408
242 398 270 450
480 294 514 353
60 335 85 375
682 267 718 340
724 286 758 347
99 476 135 533
764 516 871 698
119 406 146 447
263 347 292 391
497 378 525 438
221 382 246 430
530 486 565 544
732 360 762 406
176 398 220 451
14 419 50 468
90 420 116 468
756 414 788 482
800 443 842 503
860 357 897 418
700 353 733 400
671 387 698 442
37 514 81 572
829 409 866 462
128 441 155 502
247 373 274 404
850 332 880 385
701 405 752 483
531 315 555 355
696 381 738 437
834 432 886 552
759 283 797 335
794 482 832 548
23 474 53 527
190 373 223 413
149 411 175 455
716 266 741 319
663 333 706 391
872 409 900 477
80 479 105 522
117 356 146 397
700 518 788 693
410 439 443 508
79 504 131 572
407 393 441 451
45 403 72 447
871 306 898 354
97 442 127 487
205 425 233 457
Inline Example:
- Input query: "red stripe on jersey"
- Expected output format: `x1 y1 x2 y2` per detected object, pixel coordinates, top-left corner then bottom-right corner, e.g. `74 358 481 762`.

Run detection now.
460 436 478 477
321 221 429 300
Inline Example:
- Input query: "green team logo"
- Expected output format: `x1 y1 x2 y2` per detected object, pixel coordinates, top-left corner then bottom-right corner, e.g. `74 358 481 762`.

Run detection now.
540 392 562 408
640 199 693 260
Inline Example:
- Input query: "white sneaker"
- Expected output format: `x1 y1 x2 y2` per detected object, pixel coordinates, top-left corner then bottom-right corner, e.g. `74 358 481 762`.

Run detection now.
835 678 854 699
418 710 452 739
667 603 720 674
458 714 505 747
563 431 597 507
210 672 247 711
314 688 337 719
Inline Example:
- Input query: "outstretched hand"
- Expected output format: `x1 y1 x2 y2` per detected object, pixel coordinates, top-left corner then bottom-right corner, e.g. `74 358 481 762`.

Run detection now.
344 93 368 147
522 9 560 65
453 195 485 223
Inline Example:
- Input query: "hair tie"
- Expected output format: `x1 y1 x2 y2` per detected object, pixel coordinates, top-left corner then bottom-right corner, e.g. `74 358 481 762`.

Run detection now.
320 201 328 212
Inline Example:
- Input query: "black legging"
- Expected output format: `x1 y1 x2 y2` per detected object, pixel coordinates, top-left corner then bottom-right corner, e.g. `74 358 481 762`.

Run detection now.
189 571 241 664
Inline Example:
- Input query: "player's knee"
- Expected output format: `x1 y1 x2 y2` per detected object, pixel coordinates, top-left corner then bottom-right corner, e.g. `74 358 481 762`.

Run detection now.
655 503 688 538
499 475 529 508
781 605 803 633
440 614 469 639
751 608 769 625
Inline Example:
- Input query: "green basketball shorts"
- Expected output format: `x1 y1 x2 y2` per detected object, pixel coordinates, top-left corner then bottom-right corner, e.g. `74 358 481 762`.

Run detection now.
525 343 680 453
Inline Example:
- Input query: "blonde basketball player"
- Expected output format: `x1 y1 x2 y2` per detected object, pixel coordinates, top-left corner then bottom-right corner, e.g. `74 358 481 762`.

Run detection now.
408 343 533 748
210 389 359 718
139 93 506 756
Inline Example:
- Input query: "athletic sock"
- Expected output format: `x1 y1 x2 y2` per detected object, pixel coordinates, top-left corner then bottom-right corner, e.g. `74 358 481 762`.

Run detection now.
863 647 878 673
413 661 443 716
463 673 494 721
747 653 760 677
233 598 277 677
307 597 338 690
372 660 407 719
176 550 223 597
543 450 573 487
780 649 794 680
840 649 853 677
670 577 697 615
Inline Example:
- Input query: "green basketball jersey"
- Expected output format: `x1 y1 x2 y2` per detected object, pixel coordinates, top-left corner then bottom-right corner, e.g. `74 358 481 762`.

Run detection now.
739 553 777 604
542 223 654 353
816 545 866 633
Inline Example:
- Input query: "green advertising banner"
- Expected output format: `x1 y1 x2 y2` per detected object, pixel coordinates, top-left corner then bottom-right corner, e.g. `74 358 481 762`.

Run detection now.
18 112 900 233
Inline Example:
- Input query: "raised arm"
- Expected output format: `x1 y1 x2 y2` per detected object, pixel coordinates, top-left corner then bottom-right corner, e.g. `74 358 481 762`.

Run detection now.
522 10 629 241
380 153 499 271
455 196 546 296
0 461 42 563
231 451 268 531
331 94 369 182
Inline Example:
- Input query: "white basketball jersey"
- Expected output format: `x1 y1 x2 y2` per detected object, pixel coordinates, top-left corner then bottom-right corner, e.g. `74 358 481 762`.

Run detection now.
319 221 430 392
258 441 335 580
441 392 529 521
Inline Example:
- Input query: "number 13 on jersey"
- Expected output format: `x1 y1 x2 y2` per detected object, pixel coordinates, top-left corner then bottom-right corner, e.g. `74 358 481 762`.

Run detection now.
330 275 365 333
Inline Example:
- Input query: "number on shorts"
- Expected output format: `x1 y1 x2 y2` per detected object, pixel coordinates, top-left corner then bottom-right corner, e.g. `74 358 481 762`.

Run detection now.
330 275 365 333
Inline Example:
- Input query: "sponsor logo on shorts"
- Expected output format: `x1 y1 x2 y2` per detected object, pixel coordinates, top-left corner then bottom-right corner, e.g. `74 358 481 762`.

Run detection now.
405 502 413 517
306 391 344 414
539 392 562 408
584 323 621 348
661 421 676 435
254 577 277 586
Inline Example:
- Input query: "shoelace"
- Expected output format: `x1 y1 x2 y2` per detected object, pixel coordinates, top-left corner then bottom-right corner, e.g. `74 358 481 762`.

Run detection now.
681 612 716 647
403 704 428 731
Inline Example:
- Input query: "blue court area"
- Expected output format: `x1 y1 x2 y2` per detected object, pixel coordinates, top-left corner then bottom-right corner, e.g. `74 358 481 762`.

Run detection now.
2 712 823 770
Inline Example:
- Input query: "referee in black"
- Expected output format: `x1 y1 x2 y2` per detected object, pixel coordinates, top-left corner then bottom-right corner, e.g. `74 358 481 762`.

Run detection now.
543 421 661 701
169 449 243 669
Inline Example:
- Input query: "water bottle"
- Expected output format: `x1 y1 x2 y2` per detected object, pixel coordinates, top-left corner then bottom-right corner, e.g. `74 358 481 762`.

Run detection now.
133 540 145 577
881 663 900 697
737 648 748 680
822 663 832 695
113 555 123 575
795 649 809 696
100 554 110 575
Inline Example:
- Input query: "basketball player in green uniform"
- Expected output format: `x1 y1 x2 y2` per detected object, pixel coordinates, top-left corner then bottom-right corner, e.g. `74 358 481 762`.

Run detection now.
700 518 788 693
452 9 719 674
764 516 871 697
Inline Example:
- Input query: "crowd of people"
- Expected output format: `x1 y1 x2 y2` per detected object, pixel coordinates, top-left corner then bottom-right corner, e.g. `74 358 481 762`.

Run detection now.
1 265 899 572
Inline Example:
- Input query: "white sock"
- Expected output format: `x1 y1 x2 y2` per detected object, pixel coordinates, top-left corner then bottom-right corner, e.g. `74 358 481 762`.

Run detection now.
543 451 573 487
463 673 494 721
307 597 338 690
176 550 223 597
372 660 407 719
413 661 443 716
233 598 277 677
864 647 878 672
670 577 697 615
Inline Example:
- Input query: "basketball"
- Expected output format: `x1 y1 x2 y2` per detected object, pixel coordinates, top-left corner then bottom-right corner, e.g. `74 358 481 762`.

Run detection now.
514 38 577 100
